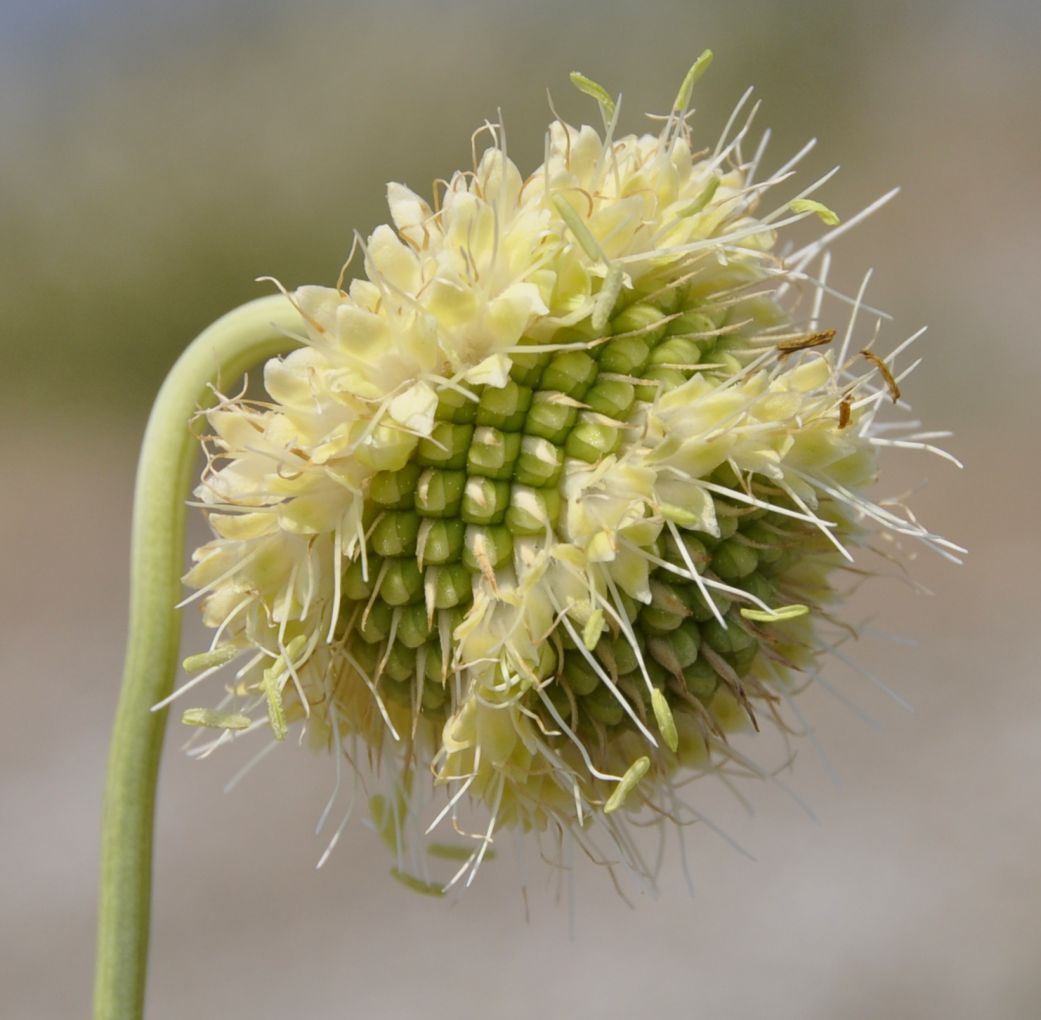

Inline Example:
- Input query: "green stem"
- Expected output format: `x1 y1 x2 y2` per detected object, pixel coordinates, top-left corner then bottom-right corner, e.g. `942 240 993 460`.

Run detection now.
93 295 301 1020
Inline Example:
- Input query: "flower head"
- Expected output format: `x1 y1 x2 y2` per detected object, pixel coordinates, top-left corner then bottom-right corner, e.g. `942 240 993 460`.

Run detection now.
175 56 957 892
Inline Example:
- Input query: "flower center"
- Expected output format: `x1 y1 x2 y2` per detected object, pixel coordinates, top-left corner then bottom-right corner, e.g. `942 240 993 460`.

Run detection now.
333 290 836 750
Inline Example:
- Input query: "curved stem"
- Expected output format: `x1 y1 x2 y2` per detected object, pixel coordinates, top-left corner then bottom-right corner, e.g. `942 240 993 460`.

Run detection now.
94 295 301 1020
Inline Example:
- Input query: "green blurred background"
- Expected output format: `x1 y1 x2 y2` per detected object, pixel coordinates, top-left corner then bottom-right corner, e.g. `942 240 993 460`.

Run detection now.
3 1 1039 1017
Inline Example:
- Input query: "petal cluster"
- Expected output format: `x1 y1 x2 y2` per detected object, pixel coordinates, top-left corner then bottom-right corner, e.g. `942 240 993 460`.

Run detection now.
180 67 952 891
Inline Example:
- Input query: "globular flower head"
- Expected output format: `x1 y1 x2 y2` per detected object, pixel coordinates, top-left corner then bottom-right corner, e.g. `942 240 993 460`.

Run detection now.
177 56 957 893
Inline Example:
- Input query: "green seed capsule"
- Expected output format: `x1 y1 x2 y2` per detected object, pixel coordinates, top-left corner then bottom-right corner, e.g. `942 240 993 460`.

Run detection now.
467 427 522 480
434 386 478 424
668 308 719 339
514 434 564 487
584 378 636 419
463 525 514 573
564 655 600 696
740 505 769 522
703 617 755 656
540 350 598 398
686 588 732 622
597 335 650 375
635 366 687 402
715 352 743 376
415 469 465 518
611 302 671 344
729 643 759 676
380 558 424 606
396 604 432 648
653 285 683 315
649 620 701 673
360 500 381 531
371 511 420 557
505 485 562 535
742 521 785 565
650 630 689 675
423 645 444 685
644 657 669 689
714 512 740 541
607 635 641 676
739 572 776 607
441 605 469 635
461 476 511 525
383 643 417 683
416 421 474 469
417 518 465 565
650 579 692 616
697 340 720 366
583 684 625 726
343 556 380 600
359 600 393 644
615 590 641 623
534 642 558 679
648 336 702 369
508 348 551 388
421 678 447 711
686 529 720 553
684 657 719 701
712 538 759 580
426 563 473 609
545 678 571 713
665 530 710 571
524 392 579 443
553 323 601 346
641 606 686 635
711 462 742 488
565 415 622 463
671 623 702 668
476 380 533 431
368 463 421 509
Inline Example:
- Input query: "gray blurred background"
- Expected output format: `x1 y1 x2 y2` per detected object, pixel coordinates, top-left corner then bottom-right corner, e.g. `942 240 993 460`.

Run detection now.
3 1 1039 1017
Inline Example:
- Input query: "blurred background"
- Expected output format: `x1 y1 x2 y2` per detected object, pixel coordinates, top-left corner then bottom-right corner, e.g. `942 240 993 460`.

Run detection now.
2 1 1039 1017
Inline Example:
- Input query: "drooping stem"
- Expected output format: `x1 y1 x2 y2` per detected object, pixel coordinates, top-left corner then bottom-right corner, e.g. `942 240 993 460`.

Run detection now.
93 295 301 1020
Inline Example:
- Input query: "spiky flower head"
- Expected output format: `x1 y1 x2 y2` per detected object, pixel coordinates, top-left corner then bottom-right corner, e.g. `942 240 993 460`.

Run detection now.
174 56 957 893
